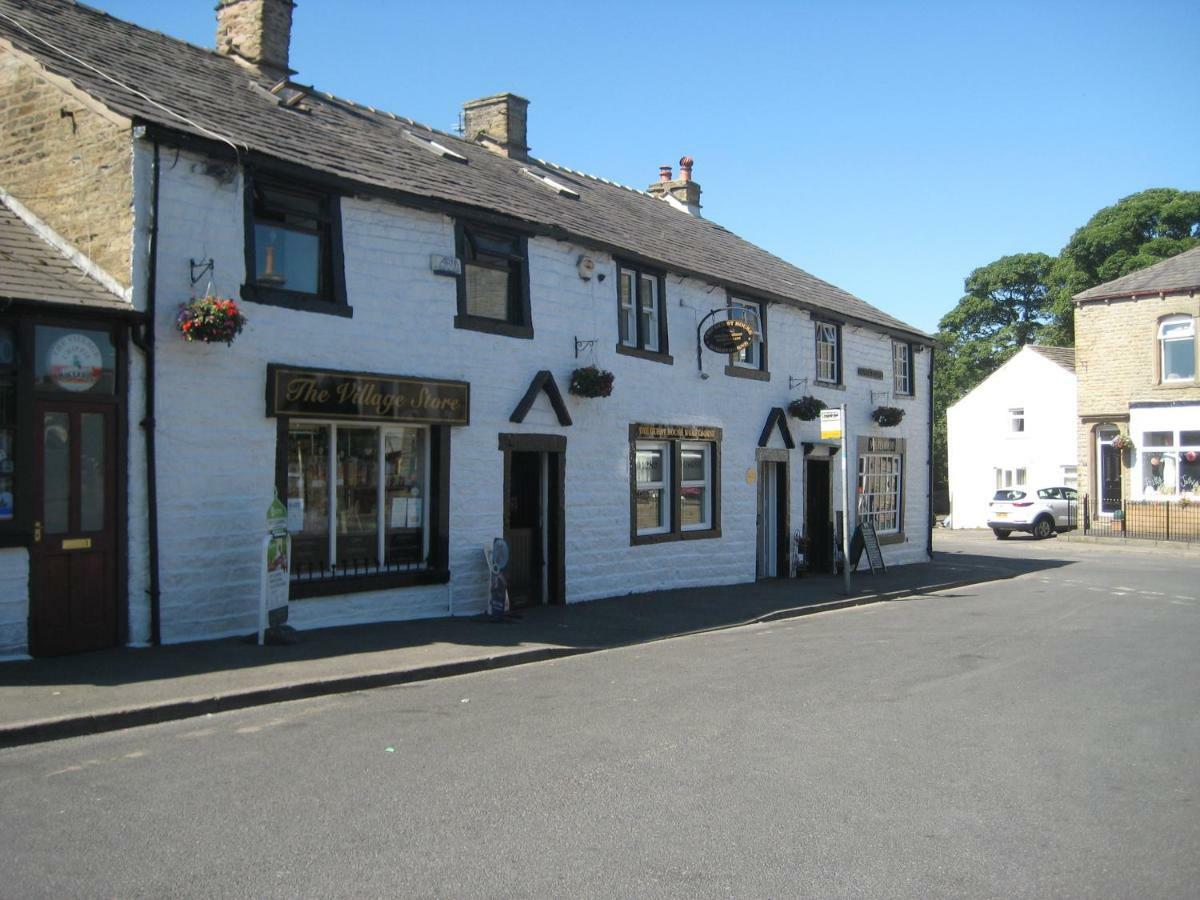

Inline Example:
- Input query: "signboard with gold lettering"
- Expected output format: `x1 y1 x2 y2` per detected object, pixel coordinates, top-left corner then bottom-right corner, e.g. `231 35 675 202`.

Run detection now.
267 365 470 426
634 423 721 441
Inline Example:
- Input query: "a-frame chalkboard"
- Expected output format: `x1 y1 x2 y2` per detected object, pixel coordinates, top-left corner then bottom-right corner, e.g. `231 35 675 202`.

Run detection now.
849 521 886 575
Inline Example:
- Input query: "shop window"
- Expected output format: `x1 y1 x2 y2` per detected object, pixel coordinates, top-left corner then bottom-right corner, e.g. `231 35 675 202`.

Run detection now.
455 224 532 338
1139 429 1200 499
1159 316 1196 383
893 341 913 395
616 262 670 362
727 298 766 376
284 421 438 591
815 320 841 384
631 425 720 544
244 175 347 315
858 437 905 537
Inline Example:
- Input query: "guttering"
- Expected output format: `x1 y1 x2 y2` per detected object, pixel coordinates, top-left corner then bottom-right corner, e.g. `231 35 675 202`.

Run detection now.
927 345 935 559
130 139 163 645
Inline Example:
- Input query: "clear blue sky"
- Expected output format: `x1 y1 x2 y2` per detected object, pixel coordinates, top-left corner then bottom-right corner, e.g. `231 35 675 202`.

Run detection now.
97 0 1199 334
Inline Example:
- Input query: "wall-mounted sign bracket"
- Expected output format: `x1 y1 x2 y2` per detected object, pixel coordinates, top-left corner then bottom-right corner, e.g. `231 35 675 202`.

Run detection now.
573 336 597 359
788 376 809 391
189 257 214 286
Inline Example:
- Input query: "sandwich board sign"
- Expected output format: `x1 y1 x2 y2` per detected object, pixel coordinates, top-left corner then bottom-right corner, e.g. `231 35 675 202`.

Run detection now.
819 408 843 441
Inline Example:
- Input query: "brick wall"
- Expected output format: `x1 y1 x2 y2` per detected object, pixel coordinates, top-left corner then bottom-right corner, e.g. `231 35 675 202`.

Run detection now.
0 50 133 285
1075 292 1200 500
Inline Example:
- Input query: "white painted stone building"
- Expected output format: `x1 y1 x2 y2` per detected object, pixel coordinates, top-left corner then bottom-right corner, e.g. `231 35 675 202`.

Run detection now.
946 345 1077 529
0 0 932 657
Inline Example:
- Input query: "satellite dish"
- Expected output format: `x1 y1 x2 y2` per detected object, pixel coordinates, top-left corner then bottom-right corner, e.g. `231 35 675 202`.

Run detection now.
490 538 509 572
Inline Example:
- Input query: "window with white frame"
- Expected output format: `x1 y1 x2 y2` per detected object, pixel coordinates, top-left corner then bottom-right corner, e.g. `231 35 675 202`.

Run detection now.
1061 465 1078 488
1159 316 1196 382
729 298 765 371
1010 408 1025 433
285 422 430 580
816 321 841 384
679 442 712 531
892 341 913 395
634 442 670 535
994 467 1027 489
1139 429 1200 499
617 263 667 355
858 447 903 535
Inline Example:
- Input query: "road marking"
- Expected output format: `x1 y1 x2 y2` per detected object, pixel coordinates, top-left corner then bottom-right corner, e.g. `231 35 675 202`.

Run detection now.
1174 595 1195 601
1112 592 1128 597
1140 591 1165 597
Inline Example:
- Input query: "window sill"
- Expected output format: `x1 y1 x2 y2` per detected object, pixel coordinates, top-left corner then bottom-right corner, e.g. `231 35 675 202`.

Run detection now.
616 344 673 365
724 364 770 382
1155 379 1197 389
632 526 721 546
454 315 534 340
878 531 905 546
290 567 449 600
814 379 845 391
241 284 353 318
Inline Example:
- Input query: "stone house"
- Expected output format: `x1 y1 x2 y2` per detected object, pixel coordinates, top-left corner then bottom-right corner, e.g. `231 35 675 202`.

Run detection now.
1074 246 1200 514
946 345 1076 529
0 0 931 658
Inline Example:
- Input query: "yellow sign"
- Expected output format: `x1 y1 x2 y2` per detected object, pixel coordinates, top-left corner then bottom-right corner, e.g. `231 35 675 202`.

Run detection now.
61 538 92 550
746 467 757 485
819 408 843 440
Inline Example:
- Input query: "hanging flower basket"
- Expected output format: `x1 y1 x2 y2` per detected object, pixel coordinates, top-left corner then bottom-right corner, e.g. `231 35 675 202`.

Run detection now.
871 406 905 427
787 395 827 421
1110 433 1135 452
568 365 614 398
176 296 247 345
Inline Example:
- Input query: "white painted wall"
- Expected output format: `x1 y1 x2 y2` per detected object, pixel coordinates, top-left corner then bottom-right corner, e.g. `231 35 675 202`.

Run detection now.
946 347 1077 529
0 547 29 660
112 141 932 644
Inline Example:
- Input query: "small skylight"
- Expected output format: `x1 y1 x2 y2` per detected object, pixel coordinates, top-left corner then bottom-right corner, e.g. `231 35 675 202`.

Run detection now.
521 167 580 199
403 130 467 163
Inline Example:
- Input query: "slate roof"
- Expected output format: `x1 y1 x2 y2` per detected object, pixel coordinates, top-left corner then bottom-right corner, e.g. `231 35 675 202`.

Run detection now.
1026 345 1075 373
0 0 929 340
1073 245 1200 302
0 195 127 309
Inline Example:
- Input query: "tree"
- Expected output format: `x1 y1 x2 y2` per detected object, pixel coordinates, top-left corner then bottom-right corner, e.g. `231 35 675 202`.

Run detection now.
1046 188 1200 343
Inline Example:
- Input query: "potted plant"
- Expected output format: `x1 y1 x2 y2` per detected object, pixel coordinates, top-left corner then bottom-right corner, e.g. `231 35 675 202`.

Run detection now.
568 365 614 398
176 296 247 345
787 395 827 421
871 406 905 427
1110 433 1135 452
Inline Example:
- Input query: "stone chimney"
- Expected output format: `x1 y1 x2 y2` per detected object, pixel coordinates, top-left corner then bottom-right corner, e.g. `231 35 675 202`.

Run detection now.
462 93 530 161
647 156 702 217
216 0 296 81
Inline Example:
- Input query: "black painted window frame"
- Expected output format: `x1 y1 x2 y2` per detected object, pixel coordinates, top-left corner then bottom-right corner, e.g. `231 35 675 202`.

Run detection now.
629 426 722 545
814 318 842 385
241 170 349 317
454 221 533 339
615 261 671 364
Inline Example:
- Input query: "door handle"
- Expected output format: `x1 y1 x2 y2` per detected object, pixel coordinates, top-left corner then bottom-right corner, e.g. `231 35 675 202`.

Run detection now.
33 521 42 543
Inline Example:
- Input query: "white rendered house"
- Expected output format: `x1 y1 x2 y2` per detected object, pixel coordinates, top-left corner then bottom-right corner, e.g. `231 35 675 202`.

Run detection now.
947 346 1077 528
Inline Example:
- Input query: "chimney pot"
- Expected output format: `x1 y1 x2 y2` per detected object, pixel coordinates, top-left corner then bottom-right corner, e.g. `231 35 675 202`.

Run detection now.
658 165 673 183
678 156 694 183
646 155 702 218
462 93 530 161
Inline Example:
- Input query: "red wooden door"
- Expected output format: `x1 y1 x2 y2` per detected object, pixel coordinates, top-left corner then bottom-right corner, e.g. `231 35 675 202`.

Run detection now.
30 401 117 656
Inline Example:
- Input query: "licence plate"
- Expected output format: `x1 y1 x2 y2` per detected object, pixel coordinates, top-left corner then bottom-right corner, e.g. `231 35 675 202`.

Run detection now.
994 512 1008 519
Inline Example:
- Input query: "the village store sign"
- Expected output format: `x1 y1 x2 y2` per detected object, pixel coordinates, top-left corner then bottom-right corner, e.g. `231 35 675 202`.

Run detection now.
267 365 470 425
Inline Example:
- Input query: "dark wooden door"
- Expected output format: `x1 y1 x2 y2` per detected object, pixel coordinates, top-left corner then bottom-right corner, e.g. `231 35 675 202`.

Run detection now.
805 459 833 574
504 451 542 609
30 401 117 656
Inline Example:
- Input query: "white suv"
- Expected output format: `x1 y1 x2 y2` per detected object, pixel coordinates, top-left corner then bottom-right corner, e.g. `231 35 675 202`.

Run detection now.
988 486 1079 539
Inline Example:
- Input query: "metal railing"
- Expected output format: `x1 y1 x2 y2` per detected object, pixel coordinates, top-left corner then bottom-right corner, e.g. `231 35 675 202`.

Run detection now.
1080 494 1200 542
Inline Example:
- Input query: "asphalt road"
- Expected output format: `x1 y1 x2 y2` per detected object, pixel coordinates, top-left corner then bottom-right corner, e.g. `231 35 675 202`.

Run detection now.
2 533 1198 898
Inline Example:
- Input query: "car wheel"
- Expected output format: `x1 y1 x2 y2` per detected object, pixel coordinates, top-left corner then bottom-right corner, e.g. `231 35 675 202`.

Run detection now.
1032 517 1054 539
993 528 1011 540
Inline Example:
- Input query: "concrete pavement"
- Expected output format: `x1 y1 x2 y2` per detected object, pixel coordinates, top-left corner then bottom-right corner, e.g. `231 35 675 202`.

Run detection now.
0 536 1070 747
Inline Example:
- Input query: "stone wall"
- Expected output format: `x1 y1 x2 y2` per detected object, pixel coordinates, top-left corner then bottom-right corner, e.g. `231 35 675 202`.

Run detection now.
1075 292 1200 500
0 49 132 285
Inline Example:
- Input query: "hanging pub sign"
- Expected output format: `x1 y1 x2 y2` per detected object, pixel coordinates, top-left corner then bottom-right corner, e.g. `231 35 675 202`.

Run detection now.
267 364 470 425
702 318 755 354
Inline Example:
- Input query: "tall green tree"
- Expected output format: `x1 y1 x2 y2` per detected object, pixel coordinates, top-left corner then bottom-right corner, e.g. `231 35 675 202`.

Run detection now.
1046 188 1200 343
